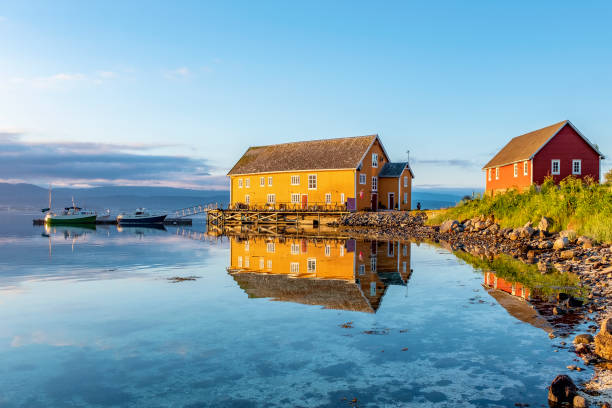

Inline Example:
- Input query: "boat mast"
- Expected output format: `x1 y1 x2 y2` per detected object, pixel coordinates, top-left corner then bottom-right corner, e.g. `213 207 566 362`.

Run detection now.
48 184 52 210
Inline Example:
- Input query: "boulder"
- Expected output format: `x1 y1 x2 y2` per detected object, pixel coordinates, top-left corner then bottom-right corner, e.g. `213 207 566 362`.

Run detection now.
560 250 575 260
547 374 577 403
574 334 594 344
595 318 612 360
560 230 578 242
538 216 553 233
573 395 588 408
520 226 535 238
440 220 459 234
509 231 519 241
554 237 569 250
577 236 594 249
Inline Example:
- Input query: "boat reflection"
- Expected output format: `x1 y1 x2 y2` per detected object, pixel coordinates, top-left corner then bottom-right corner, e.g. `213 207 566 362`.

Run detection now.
228 235 412 313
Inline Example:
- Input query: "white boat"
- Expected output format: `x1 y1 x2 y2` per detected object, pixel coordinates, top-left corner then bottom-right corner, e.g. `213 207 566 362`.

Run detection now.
97 209 113 222
117 208 167 224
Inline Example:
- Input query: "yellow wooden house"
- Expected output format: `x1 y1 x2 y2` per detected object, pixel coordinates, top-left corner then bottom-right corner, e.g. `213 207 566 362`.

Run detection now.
227 135 414 211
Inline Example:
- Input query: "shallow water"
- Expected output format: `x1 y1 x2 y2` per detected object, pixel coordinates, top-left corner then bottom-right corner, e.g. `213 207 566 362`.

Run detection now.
0 211 592 407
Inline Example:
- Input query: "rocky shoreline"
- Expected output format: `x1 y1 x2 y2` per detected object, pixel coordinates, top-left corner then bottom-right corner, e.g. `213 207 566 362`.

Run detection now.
334 211 612 407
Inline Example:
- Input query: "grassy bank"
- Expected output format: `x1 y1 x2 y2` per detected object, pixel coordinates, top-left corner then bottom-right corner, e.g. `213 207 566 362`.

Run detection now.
427 177 612 243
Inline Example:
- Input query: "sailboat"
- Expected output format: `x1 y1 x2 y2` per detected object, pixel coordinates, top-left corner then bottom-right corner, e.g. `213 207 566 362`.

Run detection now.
44 192 97 225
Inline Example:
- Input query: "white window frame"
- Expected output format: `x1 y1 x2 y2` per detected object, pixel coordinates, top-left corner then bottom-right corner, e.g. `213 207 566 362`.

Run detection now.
308 174 317 190
404 176 408 187
370 257 377 272
268 176 273 186
488 169 491 181
244 241 249 251
245 256 250 268
290 262 299 274
291 175 300 185
291 243 300 255
513 163 518 178
370 281 376 296
572 159 582 175
495 167 499 180
523 161 528 176
340 245 344 256
325 245 331 257
266 242 275 253
340 193 345 204
402 261 407 273
307 258 316 273
267 194 276 204
267 260 272 269
403 192 408 204
551 159 560 175
291 193 301 204
245 178 250 188
238 178 243 188
372 153 378 168
372 176 378 192
260 176 265 187
325 193 331 204
387 242 394 257
238 256 243 268
359 264 365 275
359 173 366 184
403 244 408 256
259 258 264 269
245 194 250 204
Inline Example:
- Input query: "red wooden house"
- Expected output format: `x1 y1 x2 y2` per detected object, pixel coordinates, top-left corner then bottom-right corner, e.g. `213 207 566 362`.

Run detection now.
483 120 605 194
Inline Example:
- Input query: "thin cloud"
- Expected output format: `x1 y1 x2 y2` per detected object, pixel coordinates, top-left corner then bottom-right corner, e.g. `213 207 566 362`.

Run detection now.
0 135 222 189
6 70 117 89
412 158 478 169
165 67 190 79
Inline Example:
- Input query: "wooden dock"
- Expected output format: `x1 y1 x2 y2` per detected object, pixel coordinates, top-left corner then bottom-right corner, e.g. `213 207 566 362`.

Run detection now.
206 208 348 229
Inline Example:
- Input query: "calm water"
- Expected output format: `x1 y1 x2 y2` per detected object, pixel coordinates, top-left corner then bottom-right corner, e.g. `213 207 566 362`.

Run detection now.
0 211 591 407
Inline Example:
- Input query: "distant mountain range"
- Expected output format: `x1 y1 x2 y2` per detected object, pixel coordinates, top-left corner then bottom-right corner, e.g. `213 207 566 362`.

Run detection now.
0 183 481 212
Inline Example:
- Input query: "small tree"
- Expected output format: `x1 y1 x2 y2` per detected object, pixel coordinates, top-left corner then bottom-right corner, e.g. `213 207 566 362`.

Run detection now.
605 168 612 185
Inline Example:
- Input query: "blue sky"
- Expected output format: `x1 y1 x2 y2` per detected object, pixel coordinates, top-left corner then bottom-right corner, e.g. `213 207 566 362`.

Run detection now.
1 1 611 189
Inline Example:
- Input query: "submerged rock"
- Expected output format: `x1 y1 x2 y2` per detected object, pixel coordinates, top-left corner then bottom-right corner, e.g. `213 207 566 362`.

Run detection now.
595 318 612 360
574 334 594 344
547 374 577 403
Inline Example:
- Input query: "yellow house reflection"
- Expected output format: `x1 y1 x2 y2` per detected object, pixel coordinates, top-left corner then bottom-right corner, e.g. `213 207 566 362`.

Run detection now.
228 236 412 313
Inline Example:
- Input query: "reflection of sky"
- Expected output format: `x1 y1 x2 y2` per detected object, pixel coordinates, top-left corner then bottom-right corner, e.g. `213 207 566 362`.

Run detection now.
0 211 593 407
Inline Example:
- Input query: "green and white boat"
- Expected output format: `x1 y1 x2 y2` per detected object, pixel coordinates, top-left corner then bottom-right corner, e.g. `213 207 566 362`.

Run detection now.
44 206 97 225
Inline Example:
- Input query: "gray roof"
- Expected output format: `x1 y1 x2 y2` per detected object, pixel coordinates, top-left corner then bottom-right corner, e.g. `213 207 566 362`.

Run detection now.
378 162 413 178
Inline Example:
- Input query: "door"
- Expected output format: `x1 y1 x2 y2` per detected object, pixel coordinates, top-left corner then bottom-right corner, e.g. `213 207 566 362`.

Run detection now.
301 194 308 210
389 193 395 210
371 193 378 211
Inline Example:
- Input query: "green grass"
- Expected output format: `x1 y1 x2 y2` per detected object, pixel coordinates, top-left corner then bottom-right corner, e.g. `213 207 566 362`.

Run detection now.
427 176 612 243
454 251 585 297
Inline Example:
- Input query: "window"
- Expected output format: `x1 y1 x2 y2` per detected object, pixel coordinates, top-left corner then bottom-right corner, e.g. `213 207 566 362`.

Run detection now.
325 193 331 204
291 194 301 204
245 256 250 267
245 178 250 188
359 264 365 275
245 195 250 204
307 258 316 273
387 242 394 257
403 244 408 256
325 245 331 256
370 257 377 272
340 245 344 256
238 256 243 268
267 242 275 253
403 261 407 273
238 179 243 188
359 173 366 184
267 260 272 269
572 159 582 175
268 176 272 186
404 176 408 187
372 153 378 168
551 160 560 175
267 194 276 204
513 163 518 178
488 169 491 181
260 176 265 187
370 281 376 296
372 176 378 191
495 168 499 180
403 192 408 204
308 174 317 189
291 243 300 255
340 193 345 204
291 175 300 185
259 258 264 269
290 262 299 274
524 161 528 176
244 241 249 251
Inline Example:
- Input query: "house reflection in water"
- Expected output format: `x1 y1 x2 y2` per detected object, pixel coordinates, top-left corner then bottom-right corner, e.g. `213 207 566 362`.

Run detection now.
228 236 412 313
483 271 531 300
